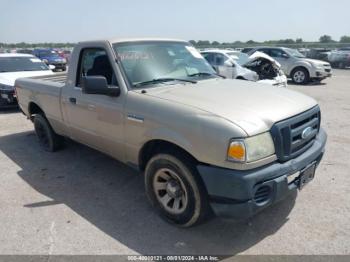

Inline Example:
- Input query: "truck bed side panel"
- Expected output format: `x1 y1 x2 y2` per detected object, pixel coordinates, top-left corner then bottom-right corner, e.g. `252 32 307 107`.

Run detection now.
15 77 68 136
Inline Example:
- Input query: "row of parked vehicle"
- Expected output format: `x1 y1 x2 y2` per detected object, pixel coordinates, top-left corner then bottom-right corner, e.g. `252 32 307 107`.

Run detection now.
0 44 332 108
201 46 332 85
298 47 350 69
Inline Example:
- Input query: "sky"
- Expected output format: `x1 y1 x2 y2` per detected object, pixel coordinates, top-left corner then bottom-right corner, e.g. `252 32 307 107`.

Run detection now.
0 0 348 43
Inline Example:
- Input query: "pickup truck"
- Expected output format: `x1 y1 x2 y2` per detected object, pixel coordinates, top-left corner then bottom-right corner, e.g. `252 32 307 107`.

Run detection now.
15 38 327 227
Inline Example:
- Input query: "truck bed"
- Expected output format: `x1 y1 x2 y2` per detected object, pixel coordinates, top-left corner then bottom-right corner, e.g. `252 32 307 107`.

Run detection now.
29 72 67 84
15 72 66 132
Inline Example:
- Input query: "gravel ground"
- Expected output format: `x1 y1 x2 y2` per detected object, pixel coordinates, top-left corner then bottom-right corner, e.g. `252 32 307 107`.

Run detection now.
0 69 349 256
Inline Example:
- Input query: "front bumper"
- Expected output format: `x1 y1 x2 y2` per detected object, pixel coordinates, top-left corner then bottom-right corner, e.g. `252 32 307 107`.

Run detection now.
0 89 17 107
197 128 327 219
312 68 332 79
51 63 66 70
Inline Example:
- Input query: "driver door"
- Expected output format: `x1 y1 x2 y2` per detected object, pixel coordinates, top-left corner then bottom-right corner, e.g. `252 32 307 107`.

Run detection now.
62 47 126 160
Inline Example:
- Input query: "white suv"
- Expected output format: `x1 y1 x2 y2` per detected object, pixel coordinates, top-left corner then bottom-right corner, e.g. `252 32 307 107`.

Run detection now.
248 47 332 84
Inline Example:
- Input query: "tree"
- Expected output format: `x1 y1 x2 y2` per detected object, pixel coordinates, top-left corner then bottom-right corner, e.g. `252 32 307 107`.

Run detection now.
319 35 333 43
189 40 197 45
211 41 220 46
246 40 256 44
196 40 211 46
340 36 350 43
277 39 295 44
296 38 303 43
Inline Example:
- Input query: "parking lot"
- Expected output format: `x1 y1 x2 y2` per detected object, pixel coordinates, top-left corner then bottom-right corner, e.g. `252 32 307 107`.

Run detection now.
0 69 349 256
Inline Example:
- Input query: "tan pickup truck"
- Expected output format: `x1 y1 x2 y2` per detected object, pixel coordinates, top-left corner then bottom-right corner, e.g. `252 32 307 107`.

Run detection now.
15 38 327 227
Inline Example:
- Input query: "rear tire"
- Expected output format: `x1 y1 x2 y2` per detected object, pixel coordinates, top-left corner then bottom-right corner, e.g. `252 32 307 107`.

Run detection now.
145 152 210 227
34 114 64 152
291 67 309 84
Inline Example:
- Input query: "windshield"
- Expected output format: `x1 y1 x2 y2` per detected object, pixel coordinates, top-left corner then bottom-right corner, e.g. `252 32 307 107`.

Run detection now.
113 41 217 87
284 48 305 58
0 56 49 72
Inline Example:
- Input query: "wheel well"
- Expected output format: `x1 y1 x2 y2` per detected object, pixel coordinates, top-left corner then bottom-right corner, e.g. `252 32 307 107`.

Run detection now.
28 102 44 119
236 76 245 80
138 140 198 171
291 66 309 76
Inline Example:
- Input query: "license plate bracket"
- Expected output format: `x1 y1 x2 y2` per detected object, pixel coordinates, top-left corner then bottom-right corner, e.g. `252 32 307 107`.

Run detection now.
298 162 316 190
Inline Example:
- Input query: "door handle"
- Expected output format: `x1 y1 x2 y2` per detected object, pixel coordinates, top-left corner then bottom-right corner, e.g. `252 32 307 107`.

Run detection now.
69 97 77 104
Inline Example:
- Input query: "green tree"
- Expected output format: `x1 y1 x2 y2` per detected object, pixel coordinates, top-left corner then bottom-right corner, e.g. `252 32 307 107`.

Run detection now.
211 41 220 46
319 35 333 43
189 40 197 45
246 40 256 44
340 36 350 43
196 40 211 46
296 38 303 43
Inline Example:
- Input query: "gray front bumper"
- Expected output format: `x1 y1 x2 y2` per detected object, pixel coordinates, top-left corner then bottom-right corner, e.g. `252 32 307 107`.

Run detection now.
197 128 327 219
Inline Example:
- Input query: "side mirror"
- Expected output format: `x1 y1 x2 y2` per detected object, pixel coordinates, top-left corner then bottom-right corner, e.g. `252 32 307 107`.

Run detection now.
81 76 120 97
224 60 235 67
282 53 289 59
49 65 55 70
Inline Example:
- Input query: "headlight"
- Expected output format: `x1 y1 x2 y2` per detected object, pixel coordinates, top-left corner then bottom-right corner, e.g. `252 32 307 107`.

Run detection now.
227 132 275 163
0 84 13 91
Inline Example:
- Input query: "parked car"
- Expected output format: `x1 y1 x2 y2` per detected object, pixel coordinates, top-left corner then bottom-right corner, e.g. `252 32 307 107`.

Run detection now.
328 48 350 69
0 53 53 107
56 49 72 63
306 48 331 62
32 49 67 71
16 38 327 227
201 49 287 87
247 47 332 84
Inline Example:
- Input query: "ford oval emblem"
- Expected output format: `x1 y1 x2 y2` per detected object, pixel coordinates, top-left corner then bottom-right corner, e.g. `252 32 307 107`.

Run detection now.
301 127 313 139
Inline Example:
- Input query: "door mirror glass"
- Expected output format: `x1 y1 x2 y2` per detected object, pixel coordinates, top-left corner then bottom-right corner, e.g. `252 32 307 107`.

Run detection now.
81 76 120 97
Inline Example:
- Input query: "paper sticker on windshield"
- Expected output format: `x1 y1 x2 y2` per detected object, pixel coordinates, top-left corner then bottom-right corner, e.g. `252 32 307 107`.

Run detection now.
30 58 42 63
185 46 203 59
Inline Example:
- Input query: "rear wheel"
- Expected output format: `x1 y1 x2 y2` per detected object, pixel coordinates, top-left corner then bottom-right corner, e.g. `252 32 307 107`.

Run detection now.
338 62 345 69
34 114 64 152
145 153 209 227
291 67 309 84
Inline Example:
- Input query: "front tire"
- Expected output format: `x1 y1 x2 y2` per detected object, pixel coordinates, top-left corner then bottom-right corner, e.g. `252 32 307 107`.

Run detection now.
34 114 64 152
145 153 209 227
291 67 309 84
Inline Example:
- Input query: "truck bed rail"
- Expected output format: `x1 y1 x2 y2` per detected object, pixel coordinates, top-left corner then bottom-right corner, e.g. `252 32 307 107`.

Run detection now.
30 72 67 84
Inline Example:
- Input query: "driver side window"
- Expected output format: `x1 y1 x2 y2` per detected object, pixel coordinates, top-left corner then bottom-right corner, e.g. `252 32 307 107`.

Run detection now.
270 49 286 58
76 48 117 87
213 53 226 66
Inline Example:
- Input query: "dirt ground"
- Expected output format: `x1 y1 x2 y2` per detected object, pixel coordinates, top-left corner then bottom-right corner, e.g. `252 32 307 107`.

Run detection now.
0 69 349 256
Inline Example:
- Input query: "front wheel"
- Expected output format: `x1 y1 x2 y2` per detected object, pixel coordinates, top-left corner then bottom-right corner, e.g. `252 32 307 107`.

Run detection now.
145 153 209 227
291 67 310 84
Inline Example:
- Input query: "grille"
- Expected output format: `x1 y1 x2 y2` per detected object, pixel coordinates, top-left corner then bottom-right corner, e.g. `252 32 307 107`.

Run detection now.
271 106 320 162
254 186 271 204
325 69 331 72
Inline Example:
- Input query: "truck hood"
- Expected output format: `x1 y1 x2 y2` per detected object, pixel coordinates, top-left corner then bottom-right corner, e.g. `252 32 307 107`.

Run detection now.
142 79 317 136
0 70 54 86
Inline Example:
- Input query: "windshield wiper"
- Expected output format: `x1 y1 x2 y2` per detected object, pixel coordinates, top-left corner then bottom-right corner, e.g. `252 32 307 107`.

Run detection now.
134 77 197 87
187 72 225 78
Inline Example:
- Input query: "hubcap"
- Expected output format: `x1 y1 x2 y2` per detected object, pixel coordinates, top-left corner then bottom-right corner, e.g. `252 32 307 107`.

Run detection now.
153 168 188 214
293 71 305 83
